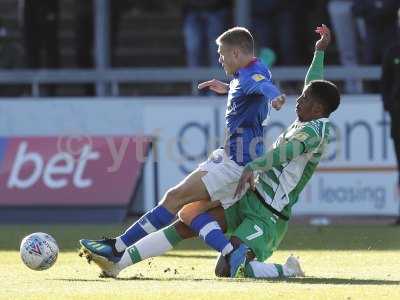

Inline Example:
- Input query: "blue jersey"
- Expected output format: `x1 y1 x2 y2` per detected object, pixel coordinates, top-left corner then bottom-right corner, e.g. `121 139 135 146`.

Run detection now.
225 59 281 166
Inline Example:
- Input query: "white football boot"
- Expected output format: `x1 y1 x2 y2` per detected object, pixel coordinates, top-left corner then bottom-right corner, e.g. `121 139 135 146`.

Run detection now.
84 249 121 278
284 255 305 277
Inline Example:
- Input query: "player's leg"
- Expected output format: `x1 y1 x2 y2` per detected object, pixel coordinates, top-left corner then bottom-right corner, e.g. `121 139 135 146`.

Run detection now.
89 206 226 278
229 256 305 278
119 205 226 269
178 199 221 225
114 169 210 248
86 220 193 278
80 148 243 260
221 190 291 278
175 149 248 260
215 240 305 279
178 192 295 279
214 253 304 278
80 168 211 258
178 192 252 278
178 199 236 256
252 255 305 278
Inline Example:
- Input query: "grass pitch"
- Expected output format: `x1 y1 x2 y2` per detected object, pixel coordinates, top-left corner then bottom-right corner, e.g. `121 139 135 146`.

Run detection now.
1 224 400 300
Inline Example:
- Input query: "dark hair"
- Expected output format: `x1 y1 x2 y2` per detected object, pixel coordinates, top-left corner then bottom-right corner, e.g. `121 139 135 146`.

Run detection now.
216 27 254 55
308 80 340 115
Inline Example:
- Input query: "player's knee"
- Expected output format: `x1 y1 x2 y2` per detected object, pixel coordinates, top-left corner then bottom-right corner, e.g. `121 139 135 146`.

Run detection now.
164 188 177 202
178 200 215 225
162 187 185 211
177 208 192 226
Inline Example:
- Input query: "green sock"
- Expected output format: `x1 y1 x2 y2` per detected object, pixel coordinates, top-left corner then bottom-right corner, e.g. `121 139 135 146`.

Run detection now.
120 225 184 268
163 224 184 246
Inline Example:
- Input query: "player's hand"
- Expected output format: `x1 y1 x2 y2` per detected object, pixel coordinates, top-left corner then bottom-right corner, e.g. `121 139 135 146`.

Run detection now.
271 94 286 111
315 24 331 51
234 168 255 199
198 79 229 94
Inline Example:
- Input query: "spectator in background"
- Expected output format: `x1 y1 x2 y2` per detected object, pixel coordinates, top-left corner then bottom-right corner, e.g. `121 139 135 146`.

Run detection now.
251 0 301 66
353 0 399 64
0 18 23 96
327 0 363 94
75 1 93 72
18 0 60 69
381 8 400 224
0 19 22 70
182 0 232 67
75 0 135 69
75 0 134 95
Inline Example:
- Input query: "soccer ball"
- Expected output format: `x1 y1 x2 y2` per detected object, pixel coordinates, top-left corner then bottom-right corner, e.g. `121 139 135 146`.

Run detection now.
20 232 59 271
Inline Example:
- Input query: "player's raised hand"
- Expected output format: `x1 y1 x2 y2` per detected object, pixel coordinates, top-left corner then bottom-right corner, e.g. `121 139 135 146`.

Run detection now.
198 79 229 94
234 168 255 199
315 24 331 51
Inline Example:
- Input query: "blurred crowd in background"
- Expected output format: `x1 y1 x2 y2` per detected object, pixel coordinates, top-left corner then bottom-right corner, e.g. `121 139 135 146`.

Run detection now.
0 0 399 95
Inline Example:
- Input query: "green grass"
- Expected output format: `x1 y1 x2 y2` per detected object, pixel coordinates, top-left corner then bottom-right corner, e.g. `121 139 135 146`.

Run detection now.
1 224 400 300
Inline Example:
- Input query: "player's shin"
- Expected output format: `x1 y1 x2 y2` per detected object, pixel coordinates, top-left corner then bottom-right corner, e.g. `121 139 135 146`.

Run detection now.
190 212 234 256
117 205 175 249
117 223 184 270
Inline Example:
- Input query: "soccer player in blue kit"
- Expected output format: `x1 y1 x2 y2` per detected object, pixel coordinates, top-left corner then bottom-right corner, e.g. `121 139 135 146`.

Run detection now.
81 25 337 280
79 27 285 272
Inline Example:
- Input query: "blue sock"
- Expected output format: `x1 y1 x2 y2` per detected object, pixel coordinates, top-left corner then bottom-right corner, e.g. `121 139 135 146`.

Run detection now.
190 212 233 256
119 205 174 246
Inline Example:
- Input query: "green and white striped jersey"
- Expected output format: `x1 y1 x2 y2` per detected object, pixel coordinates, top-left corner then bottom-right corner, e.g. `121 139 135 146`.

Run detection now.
254 117 332 219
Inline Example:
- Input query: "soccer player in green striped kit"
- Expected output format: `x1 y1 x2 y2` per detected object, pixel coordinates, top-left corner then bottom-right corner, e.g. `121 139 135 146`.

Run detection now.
85 24 340 279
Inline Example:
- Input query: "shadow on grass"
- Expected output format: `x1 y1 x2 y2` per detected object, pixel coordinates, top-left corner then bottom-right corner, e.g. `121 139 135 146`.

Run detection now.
117 276 400 285
269 277 400 285
164 253 216 259
47 278 106 283
51 276 400 286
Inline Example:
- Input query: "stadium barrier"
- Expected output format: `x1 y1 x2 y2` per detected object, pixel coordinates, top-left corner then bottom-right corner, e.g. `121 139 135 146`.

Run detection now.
0 66 380 96
0 95 397 223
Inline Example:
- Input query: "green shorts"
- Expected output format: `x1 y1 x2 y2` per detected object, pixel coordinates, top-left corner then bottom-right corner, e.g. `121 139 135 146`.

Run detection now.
224 190 288 262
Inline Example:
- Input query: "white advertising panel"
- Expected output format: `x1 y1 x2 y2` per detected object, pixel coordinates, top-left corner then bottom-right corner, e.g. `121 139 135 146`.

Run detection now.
0 95 397 216
142 95 398 216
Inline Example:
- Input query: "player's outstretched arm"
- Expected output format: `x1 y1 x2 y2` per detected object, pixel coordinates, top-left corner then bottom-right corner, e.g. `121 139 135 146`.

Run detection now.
304 24 331 87
234 140 306 197
198 79 229 94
